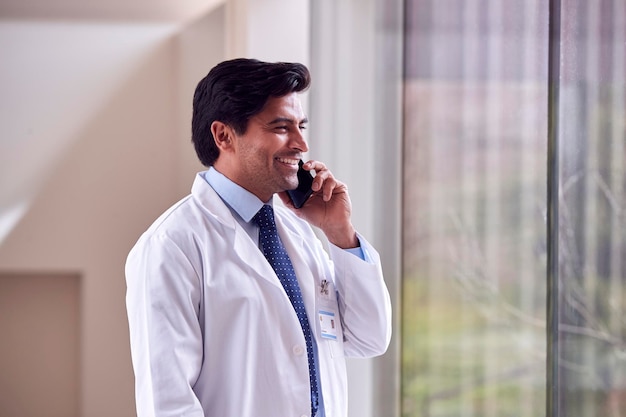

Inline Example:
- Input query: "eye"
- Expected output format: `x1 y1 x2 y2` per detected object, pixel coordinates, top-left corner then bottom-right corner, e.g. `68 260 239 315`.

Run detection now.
299 125 307 131
274 126 289 132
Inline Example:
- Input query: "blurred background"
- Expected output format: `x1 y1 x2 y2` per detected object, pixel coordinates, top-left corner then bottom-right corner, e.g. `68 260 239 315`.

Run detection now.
0 1 624 416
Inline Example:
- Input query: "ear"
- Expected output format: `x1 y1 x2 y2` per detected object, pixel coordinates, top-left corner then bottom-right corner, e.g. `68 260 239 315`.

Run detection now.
211 121 235 152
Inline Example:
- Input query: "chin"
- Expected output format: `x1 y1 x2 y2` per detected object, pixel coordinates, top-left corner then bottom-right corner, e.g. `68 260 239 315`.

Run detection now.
286 178 299 190
280 175 298 190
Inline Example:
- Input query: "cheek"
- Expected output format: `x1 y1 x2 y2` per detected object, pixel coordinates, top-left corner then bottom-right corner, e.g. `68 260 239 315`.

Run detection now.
237 135 281 168
239 148 269 173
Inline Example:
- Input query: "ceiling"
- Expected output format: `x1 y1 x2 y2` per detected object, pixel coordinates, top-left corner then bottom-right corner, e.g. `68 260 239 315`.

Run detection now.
0 0 225 23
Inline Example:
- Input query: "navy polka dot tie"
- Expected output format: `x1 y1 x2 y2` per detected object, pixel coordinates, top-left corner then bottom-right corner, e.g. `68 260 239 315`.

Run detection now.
253 205 319 417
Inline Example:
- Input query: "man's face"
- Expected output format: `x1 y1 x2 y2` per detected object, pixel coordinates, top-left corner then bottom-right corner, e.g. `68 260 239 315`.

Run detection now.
227 92 309 202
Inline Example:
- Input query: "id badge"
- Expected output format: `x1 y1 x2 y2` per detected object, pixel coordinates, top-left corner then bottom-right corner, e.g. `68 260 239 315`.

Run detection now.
318 309 338 340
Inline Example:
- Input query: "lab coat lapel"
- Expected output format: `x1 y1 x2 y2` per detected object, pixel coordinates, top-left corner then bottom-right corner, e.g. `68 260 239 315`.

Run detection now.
191 174 283 290
232 225 284 289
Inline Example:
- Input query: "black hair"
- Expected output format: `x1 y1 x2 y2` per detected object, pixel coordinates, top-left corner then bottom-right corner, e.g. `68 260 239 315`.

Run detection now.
191 58 311 167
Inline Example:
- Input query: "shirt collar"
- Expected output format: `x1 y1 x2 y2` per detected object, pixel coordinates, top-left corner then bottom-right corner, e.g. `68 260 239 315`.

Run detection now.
202 167 268 222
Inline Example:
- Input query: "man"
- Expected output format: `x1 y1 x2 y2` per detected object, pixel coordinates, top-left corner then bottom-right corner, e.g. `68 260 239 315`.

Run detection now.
125 58 391 417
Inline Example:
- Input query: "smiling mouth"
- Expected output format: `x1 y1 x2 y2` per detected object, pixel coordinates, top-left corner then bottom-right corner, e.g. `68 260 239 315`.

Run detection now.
276 157 300 166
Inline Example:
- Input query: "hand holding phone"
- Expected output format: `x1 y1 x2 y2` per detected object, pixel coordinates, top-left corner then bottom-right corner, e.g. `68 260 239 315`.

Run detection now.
286 160 314 209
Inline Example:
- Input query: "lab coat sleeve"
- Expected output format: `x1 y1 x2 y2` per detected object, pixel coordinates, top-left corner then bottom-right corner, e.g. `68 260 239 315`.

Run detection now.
125 232 205 417
329 234 392 358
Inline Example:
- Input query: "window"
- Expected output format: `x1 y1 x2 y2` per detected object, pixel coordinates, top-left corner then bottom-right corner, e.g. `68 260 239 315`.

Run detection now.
402 1 626 416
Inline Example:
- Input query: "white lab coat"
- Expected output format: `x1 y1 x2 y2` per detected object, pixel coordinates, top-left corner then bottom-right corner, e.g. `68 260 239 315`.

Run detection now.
125 173 392 417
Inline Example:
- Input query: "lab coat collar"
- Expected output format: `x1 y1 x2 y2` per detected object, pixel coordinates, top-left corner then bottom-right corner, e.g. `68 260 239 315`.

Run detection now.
190 173 241 231
189 173 293 294
202 168 265 223
191 173 316 311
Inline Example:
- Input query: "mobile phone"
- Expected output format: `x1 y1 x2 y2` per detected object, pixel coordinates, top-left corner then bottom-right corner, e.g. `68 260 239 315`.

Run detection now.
286 160 314 209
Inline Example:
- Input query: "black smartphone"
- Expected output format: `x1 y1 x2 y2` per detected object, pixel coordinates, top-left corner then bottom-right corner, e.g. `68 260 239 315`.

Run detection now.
286 160 314 209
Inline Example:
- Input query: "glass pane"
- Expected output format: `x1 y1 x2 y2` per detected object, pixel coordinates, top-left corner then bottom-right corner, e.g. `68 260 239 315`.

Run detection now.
557 1 626 415
402 1 548 416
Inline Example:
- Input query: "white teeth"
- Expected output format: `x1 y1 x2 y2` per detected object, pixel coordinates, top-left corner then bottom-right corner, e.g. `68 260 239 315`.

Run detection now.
277 158 299 165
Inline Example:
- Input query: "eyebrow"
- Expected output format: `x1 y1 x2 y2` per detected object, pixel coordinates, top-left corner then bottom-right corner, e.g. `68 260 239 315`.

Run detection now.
267 117 309 125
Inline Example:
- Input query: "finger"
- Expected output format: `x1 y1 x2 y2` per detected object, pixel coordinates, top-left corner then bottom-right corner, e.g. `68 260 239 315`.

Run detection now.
321 177 338 201
303 160 335 195
311 169 331 191
303 160 326 172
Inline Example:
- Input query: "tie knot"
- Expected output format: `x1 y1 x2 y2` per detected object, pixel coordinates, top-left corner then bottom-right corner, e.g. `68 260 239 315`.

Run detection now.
252 205 275 229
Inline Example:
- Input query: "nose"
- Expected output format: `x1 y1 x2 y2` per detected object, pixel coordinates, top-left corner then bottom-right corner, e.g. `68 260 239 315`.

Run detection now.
290 127 309 153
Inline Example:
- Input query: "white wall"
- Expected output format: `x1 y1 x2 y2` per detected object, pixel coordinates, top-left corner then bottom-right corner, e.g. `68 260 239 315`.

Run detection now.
0 7 225 416
0 1 394 416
